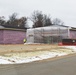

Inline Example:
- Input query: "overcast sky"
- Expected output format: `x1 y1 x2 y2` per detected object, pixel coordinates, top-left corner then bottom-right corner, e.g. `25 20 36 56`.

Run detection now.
0 0 76 27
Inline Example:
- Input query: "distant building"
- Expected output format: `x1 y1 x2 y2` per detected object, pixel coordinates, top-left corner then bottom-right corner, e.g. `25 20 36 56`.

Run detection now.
0 25 26 44
26 25 76 44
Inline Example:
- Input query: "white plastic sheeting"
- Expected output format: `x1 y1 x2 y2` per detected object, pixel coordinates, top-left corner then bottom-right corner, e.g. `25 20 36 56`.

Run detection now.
0 52 68 64
26 26 69 43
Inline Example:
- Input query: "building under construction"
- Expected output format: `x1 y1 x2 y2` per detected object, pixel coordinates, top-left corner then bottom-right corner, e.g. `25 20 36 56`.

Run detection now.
26 25 76 44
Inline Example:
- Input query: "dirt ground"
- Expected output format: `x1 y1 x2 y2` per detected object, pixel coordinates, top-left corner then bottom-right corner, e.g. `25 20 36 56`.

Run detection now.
0 44 73 55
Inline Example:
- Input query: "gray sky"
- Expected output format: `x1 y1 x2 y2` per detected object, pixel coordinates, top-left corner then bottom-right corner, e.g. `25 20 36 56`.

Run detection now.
0 0 76 27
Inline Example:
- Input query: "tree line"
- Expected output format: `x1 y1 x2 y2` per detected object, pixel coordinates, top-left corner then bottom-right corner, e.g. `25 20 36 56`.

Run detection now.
0 10 64 29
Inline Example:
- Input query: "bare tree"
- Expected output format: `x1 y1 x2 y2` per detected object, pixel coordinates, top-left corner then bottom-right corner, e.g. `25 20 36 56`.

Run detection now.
5 13 28 29
18 17 27 29
30 10 52 28
31 10 43 28
9 13 17 22
43 15 52 26
5 13 18 28
52 18 64 25
0 16 6 25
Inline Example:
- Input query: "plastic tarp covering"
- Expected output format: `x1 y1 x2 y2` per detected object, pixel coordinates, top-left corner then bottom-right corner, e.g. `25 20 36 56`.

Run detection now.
26 26 69 43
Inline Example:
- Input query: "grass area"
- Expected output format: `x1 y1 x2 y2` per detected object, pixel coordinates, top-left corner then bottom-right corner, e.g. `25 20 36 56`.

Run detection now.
0 44 75 64
0 44 74 56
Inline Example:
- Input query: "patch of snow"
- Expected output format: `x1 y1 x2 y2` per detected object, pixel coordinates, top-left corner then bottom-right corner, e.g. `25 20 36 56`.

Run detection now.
0 51 68 64
63 46 76 52
0 57 12 64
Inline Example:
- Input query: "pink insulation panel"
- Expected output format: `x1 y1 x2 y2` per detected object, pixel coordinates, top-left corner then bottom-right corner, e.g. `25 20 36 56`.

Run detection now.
70 30 76 39
0 29 26 44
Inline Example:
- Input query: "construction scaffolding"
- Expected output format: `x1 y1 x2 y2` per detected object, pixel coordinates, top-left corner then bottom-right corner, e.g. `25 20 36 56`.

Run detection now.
26 26 69 44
